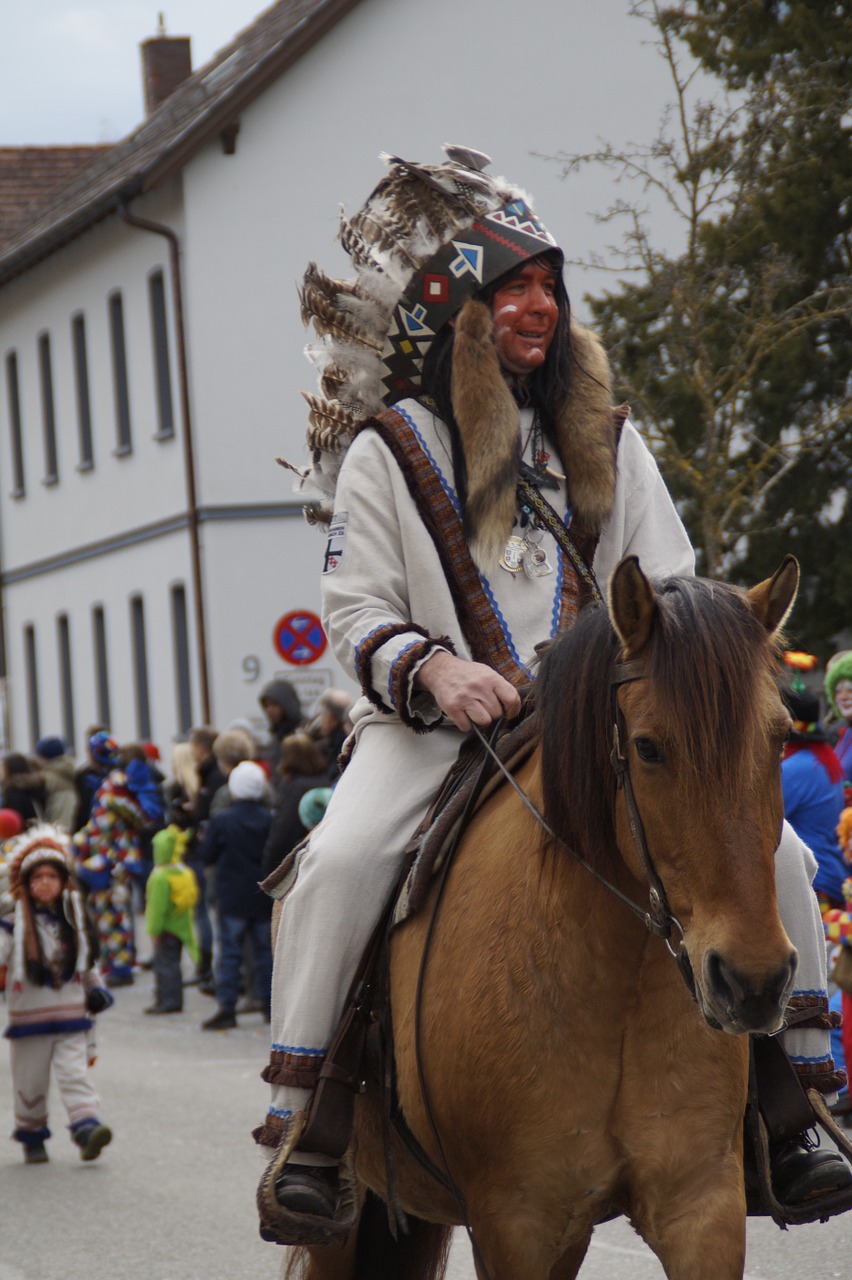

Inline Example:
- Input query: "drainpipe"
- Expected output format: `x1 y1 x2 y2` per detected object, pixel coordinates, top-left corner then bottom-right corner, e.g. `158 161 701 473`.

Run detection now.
118 202 211 724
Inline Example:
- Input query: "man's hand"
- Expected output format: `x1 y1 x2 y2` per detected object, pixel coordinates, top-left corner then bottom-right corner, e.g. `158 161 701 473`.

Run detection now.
415 650 521 732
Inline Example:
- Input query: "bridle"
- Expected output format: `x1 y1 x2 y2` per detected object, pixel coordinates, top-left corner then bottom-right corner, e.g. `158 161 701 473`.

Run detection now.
472 657 691 970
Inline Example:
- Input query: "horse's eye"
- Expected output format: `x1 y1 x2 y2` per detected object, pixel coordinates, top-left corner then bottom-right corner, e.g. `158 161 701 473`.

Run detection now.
634 738 663 764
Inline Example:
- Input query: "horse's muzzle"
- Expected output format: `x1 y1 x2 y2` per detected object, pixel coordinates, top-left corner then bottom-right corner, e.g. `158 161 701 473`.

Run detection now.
699 947 798 1035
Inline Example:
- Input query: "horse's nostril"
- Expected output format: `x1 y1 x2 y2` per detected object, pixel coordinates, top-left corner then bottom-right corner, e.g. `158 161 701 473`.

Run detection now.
704 948 796 1026
705 949 736 1006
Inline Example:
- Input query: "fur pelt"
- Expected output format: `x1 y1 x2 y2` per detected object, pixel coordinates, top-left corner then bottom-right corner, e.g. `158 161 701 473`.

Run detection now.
451 299 617 569
451 300 521 567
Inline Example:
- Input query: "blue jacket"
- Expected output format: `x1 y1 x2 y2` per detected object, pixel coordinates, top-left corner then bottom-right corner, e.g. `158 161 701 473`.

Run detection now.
782 748 846 902
198 800 273 921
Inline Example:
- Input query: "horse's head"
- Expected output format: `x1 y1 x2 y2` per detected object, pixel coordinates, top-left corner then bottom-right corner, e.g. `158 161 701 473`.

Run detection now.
606 555 799 1035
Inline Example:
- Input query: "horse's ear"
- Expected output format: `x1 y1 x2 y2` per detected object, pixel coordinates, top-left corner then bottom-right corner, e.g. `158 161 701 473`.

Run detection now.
608 555 657 656
746 555 799 637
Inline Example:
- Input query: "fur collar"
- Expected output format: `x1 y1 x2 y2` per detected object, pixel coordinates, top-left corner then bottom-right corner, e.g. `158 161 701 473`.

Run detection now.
450 299 617 569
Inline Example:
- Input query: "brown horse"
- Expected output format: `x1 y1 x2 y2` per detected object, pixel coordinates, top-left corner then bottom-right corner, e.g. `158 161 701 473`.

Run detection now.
283 554 800 1280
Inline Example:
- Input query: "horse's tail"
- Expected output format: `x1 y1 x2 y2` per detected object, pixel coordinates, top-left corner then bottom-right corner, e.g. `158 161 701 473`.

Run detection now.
282 1191 453 1280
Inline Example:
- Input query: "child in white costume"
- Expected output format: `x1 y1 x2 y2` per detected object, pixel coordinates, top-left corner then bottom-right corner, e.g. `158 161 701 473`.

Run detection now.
0 825 114 1163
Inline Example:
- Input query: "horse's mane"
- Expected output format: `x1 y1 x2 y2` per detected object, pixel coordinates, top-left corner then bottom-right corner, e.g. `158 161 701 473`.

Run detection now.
537 574 783 874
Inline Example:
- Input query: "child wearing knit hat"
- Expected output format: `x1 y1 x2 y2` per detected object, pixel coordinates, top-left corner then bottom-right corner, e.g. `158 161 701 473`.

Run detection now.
826 651 852 796
0 825 114 1163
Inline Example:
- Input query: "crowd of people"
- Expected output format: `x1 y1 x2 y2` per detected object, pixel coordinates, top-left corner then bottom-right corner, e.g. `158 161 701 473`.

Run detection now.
0 681 353 1164
780 651 852 1118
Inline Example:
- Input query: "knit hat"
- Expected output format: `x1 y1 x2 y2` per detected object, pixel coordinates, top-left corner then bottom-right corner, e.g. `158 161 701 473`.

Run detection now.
228 760 267 802
88 730 121 768
293 146 562 520
781 686 831 743
35 735 66 760
826 651 852 717
0 808 24 840
298 786 333 831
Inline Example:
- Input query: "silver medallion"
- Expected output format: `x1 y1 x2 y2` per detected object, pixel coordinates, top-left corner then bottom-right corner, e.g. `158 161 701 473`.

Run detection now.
522 530 554 579
499 534 526 574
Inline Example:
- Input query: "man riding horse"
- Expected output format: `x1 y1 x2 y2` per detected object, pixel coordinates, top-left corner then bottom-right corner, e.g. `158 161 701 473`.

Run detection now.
255 147 851 1239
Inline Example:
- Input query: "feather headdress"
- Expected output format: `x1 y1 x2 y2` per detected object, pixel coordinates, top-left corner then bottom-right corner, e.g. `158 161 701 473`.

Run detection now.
290 145 563 524
6 823 91 990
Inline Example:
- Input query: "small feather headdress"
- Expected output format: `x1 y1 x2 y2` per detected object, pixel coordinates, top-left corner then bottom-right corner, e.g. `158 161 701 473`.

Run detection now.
290 145 563 525
6 824 91 990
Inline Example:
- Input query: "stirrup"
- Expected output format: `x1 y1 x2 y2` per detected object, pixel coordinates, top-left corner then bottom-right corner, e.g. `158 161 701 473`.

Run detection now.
749 1090 852 1226
257 1110 358 1247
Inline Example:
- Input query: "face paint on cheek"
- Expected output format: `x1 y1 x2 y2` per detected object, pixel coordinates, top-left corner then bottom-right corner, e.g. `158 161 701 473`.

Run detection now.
494 304 519 319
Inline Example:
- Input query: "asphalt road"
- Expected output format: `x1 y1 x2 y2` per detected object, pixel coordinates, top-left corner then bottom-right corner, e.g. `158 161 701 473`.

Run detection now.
2 966 851 1279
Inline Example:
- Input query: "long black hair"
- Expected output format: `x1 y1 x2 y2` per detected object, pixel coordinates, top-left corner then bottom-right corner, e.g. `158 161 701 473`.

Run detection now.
419 250 572 509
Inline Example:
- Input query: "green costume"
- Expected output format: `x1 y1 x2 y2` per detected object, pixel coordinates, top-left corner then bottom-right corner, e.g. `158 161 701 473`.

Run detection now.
145 826 200 964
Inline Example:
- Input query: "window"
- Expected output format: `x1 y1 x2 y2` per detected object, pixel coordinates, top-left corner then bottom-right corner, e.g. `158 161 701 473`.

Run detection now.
149 269 175 438
5 351 25 495
38 332 59 483
130 595 151 740
72 313 94 469
23 624 41 747
170 584 193 733
108 290 132 453
92 606 111 728
56 614 76 752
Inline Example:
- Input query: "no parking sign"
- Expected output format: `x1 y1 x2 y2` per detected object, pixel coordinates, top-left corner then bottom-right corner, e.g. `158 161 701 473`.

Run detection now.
273 610 328 666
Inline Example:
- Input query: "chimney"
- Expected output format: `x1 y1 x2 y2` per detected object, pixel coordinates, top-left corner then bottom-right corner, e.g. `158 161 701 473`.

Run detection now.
141 13 192 114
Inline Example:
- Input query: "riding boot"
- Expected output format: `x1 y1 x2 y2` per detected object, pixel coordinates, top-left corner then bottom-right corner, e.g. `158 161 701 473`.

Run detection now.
748 1032 852 1214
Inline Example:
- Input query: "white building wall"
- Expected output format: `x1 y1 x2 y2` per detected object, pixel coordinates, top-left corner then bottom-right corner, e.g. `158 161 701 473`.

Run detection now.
3 530 195 752
0 0 682 759
0 183 188 568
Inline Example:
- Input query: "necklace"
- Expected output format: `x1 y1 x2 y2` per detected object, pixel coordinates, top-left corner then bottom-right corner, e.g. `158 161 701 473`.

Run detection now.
499 411 560 578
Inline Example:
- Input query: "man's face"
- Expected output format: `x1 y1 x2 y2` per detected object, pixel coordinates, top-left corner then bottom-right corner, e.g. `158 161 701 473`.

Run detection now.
490 259 559 377
261 699 284 729
28 864 65 907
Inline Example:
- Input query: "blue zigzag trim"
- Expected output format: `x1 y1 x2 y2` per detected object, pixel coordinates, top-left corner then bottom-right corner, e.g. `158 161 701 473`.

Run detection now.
788 1053 834 1065
271 1043 327 1056
268 1106 294 1119
395 405 461 515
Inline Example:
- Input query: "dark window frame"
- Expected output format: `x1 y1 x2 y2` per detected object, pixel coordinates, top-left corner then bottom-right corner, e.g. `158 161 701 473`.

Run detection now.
72 312 95 471
149 269 175 440
108 290 133 455
170 583 193 734
57 613 76 753
23 624 41 747
5 350 26 496
130 594 152 740
92 605 111 728
38 331 59 484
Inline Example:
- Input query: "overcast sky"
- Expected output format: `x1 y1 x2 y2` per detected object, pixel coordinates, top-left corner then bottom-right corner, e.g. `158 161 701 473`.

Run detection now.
1 2 267 145
0 0 713 309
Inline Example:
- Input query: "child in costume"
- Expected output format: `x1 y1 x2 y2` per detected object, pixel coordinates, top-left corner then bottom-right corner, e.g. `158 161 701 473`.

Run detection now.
73 742 164 985
144 823 199 1014
0 824 114 1163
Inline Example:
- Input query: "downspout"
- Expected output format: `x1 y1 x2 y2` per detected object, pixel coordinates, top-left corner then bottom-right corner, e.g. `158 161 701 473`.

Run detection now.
118 202 211 724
